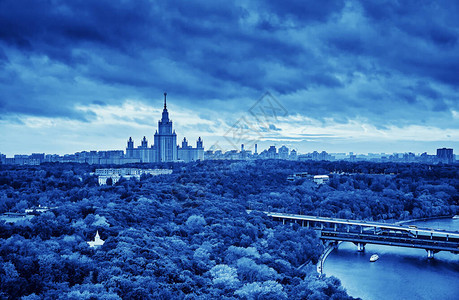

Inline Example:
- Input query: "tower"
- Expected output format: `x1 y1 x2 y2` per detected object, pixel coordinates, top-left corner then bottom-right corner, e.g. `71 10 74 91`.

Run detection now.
126 137 134 158
196 137 204 160
127 137 134 149
124 93 203 163
154 92 178 162
141 136 148 148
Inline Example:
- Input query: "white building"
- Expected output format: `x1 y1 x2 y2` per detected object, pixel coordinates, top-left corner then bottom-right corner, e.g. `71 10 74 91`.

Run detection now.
87 231 105 248
96 168 173 185
313 175 329 184
25 205 56 214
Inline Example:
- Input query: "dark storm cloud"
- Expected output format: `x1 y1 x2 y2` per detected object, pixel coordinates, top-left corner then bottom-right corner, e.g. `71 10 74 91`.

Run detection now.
0 0 458 129
91 100 107 106
262 0 346 23
358 1 459 85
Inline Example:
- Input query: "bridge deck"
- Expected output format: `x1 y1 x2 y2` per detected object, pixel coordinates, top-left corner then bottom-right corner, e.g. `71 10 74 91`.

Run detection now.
263 211 459 239
321 230 459 253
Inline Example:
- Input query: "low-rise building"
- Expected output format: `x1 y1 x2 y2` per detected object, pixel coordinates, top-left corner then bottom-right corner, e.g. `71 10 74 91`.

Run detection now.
96 168 173 185
313 175 329 184
0 213 34 224
287 172 309 181
87 231 105 248
24 205 56 214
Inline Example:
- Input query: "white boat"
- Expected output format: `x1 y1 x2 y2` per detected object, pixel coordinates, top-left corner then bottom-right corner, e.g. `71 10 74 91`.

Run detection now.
453 215 459 219
370 254 379 262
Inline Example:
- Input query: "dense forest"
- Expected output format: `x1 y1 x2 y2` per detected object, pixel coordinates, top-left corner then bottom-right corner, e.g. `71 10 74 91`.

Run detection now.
0 160 457 299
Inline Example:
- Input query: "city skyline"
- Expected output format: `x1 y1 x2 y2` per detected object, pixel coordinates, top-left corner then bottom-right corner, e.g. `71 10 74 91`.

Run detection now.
0 95 456 157
1 1 459 156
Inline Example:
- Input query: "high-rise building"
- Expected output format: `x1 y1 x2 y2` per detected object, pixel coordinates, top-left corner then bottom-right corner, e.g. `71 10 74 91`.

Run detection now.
436 148 454 164
278 145 289 160
126 137 134 157
267 146 277 159
125 93 203 163
153 93 178 162
289 149 297 160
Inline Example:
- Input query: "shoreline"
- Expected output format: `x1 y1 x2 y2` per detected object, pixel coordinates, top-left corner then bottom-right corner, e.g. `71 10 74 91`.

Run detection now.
395 215 454 225
317 242 342 276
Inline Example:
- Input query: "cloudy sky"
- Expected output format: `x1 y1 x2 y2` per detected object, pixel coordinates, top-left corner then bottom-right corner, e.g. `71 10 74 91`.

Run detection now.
0 0 458 156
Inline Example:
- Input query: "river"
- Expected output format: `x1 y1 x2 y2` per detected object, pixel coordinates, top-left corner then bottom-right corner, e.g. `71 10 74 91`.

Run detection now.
323 218 459 300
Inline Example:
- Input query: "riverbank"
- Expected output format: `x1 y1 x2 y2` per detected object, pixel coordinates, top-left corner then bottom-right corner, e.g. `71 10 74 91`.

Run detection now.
317 242 342 276
395 215 455 225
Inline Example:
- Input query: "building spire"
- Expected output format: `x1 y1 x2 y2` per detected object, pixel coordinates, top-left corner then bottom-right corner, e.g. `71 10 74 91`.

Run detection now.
161 92 170 123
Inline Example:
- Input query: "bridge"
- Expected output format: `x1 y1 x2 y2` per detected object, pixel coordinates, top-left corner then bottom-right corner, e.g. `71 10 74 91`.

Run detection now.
259 212 459 257
258 212 459 275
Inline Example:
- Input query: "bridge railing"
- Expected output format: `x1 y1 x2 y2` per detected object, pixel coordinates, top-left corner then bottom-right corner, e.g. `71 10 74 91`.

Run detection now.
262 211 459 239
254 211 459 256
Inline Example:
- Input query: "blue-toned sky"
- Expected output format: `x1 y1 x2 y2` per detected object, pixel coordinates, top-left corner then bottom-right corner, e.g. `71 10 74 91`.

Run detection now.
0 0 458 156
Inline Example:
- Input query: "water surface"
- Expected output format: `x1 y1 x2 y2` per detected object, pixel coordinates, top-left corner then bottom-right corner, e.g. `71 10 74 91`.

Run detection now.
323 218 459 300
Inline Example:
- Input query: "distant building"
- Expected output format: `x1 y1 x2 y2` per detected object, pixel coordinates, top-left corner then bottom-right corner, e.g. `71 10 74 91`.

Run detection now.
436 148 454 164
320 151 333 161
204 150 216 160
0 212 34 224
289 149 298 160
14 154 35 165
313 175 329 184
287 172 309 181
25 205 56 214
298 151 334 161
278 146 289 160
95 168 173 185
125 93 203 163
419 152 435 164
267 146 277 159
330 153 347 160
258 149 268 159
403 152 416 162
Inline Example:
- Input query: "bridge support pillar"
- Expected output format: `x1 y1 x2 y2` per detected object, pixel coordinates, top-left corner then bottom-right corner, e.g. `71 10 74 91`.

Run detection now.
357 243 365 252
426 250 434 259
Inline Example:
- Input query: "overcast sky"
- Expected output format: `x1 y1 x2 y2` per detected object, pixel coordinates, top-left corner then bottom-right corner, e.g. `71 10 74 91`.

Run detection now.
0 0 458 156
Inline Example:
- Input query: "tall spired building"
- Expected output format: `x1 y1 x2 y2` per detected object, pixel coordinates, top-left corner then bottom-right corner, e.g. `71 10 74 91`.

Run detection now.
154 93 178 162
125 93 204 163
